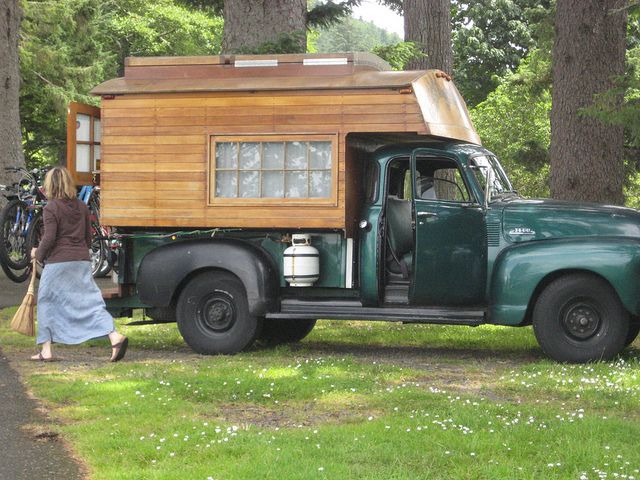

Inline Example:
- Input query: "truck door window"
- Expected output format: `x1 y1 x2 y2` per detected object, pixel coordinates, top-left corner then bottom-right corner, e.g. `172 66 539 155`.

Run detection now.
416 158 471 203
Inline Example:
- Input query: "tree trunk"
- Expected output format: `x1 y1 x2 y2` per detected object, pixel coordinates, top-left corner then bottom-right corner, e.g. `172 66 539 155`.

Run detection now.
550 0 627 205
0 0 25 189
222 0 307 54
404 0 452 73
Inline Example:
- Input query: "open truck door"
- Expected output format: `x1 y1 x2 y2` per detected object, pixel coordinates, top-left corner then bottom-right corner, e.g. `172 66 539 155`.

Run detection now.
67 102 101 186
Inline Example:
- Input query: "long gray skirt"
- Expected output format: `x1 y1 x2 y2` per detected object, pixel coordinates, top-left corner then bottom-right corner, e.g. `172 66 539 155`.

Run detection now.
36 261 114 345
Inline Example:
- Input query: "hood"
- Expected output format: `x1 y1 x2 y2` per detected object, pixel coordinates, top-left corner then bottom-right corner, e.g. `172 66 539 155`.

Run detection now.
497 198 640 243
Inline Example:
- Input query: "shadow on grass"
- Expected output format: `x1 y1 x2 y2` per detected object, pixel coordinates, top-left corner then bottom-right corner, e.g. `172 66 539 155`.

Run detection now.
256 340 545 364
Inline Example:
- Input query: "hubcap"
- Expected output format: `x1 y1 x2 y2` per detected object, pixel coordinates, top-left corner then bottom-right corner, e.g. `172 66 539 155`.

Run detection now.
198 293 235 333
562 302 601 340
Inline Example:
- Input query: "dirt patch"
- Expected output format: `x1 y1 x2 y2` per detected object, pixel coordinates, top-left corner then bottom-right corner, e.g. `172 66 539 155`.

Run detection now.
214 401 376 429
21 423 60 442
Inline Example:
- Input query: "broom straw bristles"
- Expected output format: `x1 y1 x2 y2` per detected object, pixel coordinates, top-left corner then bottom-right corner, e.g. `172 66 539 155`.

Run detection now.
10 261 37 337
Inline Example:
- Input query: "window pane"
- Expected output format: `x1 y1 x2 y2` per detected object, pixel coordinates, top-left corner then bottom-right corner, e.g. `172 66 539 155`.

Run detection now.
94 145 101 171
309 171 331 198
286 141 307 169
76 144 90 172
77 114 91 142
239 171 260 198
93 118 101 143
262 171 284 197
216 142 237 169
263 142 284 169
216 171 237 197
239 142 260 170
309 142 331 170
285 171 308 198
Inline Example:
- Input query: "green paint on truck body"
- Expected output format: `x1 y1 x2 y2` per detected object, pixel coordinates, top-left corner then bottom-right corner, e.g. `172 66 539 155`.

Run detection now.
111 140 640 328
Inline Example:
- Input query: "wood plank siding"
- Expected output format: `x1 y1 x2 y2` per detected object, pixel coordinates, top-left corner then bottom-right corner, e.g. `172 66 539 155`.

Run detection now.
91 53 479 233
99 89 427 231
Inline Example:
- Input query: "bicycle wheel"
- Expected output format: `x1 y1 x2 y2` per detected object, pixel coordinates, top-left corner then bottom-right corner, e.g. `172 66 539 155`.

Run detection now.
90 222 107 277
0 199 30 270
24 213 44 281
0 258 30 283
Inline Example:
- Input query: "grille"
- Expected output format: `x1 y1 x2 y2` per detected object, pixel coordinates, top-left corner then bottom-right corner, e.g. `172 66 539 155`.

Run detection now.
486 222 501 247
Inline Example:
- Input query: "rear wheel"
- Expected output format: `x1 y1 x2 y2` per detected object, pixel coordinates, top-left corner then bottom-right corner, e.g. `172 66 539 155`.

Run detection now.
259 319 317 345
176 271 262 354
0 200 29 270
532 274 629 363
89 223 107 277
0 260 30 283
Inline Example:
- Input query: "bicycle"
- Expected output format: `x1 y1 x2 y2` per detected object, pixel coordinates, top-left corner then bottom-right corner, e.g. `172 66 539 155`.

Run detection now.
78 184 114 277
0 166 47 283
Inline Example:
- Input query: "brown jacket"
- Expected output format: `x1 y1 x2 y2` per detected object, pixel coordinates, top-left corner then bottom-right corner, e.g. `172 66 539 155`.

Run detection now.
35 198 92 264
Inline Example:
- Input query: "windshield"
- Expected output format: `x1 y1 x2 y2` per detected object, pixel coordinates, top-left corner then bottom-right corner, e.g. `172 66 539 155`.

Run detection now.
471 154 514 200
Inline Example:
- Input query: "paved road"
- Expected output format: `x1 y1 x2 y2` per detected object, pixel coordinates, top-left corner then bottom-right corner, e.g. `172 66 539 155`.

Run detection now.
0 349 84 479
0 270 111 480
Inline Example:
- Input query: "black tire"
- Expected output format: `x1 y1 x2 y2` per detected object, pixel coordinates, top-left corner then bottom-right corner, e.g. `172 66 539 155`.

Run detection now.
25 213 44 280
259 319 317 345
176 271 262 354
532 274 629 363
0 199 30 270
0 259 30 283
89 223 107 277
626 319 640 347
145 306 176 323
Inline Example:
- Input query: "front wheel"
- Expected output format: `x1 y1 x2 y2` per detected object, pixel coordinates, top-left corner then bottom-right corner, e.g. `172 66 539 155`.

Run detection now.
532 274 629 363
626 319 640 347
0 199 29 270
176 271 262 354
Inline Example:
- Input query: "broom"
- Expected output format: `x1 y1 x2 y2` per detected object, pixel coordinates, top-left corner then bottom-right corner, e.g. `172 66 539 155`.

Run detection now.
10 259 37 337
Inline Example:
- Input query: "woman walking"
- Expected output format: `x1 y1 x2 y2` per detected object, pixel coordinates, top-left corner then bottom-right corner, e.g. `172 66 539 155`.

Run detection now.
30 166 128 362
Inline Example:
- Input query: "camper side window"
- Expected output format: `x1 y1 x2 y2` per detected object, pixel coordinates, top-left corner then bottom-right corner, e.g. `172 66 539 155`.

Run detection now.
209 135 338 205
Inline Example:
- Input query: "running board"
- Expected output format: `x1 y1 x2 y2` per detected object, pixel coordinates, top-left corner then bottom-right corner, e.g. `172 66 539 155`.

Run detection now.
267 299 485 325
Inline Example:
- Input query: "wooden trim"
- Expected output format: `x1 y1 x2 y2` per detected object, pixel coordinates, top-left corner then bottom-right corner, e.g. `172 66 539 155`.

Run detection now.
67 102 101 186
207 133 339 207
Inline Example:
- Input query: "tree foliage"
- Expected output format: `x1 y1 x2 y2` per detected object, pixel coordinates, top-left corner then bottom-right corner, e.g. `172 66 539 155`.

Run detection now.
470 49 552 198
372 42 425 70
314 15 400 53
452 0 553 106
19 0 222 166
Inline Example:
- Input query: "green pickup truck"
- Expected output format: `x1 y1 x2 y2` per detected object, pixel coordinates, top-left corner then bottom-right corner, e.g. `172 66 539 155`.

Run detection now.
84 53 639 363
106 139 640 364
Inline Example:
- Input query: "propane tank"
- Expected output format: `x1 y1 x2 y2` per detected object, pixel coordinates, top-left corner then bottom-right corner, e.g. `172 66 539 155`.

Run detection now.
283 234 320 287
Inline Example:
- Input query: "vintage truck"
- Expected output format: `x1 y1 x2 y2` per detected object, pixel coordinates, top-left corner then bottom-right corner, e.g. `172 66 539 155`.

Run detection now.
67 52 640 363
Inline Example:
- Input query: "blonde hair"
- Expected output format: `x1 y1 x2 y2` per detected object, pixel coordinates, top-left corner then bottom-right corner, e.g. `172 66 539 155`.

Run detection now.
44 166 76 200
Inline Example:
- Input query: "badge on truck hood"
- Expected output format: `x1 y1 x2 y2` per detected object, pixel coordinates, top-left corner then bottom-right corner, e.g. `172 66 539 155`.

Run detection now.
508 227 536 236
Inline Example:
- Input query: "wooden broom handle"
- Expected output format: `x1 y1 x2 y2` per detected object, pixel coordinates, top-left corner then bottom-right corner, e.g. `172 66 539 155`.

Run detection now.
26 258 37 295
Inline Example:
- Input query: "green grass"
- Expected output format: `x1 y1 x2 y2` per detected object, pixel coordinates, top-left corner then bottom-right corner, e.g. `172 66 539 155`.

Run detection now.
2 310 640 479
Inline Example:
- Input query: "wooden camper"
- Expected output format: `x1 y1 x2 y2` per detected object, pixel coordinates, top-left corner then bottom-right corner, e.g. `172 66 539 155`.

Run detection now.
76 52 479 234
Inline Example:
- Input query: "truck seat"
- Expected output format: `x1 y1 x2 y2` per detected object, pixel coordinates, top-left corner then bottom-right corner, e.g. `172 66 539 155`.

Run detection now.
417 176 437 200
386 196 413 276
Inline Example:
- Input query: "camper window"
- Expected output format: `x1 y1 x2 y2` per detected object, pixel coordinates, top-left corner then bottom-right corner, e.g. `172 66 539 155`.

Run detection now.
209 135 338 206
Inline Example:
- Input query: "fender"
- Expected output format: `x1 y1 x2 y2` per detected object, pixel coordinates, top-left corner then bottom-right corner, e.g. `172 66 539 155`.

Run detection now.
137 238 279 316
490 237 640 325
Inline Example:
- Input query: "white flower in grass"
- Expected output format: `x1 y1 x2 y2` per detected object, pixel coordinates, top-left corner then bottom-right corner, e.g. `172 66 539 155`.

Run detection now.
318 467 324 472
